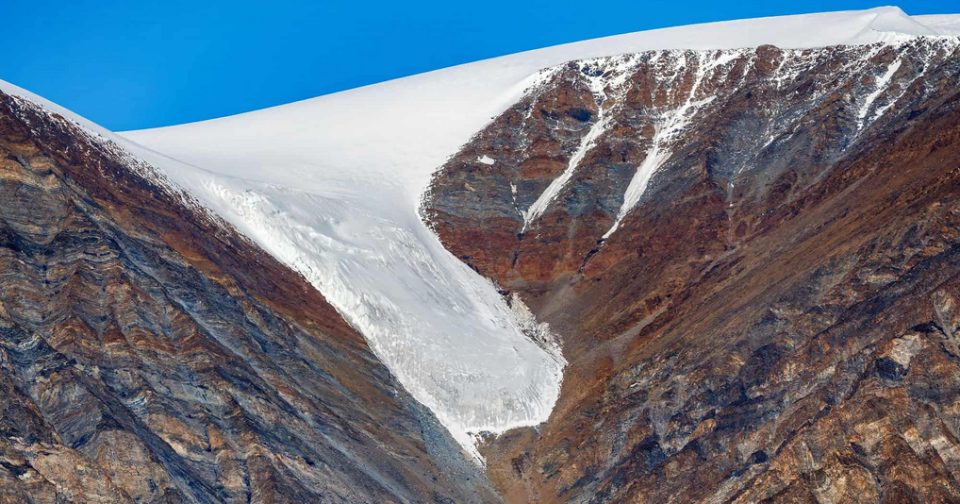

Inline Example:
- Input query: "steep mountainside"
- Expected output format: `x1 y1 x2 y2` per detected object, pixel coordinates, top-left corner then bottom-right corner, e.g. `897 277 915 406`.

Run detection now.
3 6 960 504
424 37 960 502
0 91 496 502
121 6 960 459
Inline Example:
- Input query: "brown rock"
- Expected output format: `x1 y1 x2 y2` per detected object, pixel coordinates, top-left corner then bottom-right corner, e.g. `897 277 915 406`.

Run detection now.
426 38 960 502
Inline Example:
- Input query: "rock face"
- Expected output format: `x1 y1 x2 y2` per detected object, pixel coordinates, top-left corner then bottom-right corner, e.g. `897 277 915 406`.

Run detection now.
0 91 499 503
6 26 960 504
425 37 960 502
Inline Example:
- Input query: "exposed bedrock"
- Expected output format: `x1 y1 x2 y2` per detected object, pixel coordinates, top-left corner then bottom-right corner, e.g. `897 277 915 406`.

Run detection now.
425 38 960 502
0 93 498 503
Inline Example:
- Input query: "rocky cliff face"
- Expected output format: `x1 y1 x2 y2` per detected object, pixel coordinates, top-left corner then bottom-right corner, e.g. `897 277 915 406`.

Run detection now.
5 24 960 504
0 91 498 503
425 37 960 502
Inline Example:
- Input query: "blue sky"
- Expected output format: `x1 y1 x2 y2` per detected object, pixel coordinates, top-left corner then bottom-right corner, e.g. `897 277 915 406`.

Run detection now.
4 0 956 130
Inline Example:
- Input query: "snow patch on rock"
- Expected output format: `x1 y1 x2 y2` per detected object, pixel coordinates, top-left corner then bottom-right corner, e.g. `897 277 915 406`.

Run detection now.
6 6 954 461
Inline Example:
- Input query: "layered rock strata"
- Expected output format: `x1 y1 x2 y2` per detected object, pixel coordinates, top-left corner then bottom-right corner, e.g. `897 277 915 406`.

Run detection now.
425 38 960 502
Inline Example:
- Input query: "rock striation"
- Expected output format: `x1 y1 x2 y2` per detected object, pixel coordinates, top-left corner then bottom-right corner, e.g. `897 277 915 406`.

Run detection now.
0 91 498 503
425 37 960 502
4 14 960 504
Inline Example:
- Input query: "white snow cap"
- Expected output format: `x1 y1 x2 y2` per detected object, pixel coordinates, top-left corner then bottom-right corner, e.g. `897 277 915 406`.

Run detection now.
4 6 958 460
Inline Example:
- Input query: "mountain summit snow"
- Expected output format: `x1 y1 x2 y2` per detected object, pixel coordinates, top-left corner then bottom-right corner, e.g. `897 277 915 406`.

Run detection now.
110 7 960 456
3 5 960 502
2 5 954 458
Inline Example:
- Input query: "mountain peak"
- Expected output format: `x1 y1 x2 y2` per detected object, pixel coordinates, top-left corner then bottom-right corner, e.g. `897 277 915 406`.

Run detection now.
3 6 960 502
116 6 960 457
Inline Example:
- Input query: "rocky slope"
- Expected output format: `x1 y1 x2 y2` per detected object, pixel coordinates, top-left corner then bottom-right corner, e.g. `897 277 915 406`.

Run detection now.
0 90 497 502
120 7 958 459
424 37 960 502
4 7 960 504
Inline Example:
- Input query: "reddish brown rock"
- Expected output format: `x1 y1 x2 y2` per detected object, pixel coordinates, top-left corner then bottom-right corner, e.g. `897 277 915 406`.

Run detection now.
425 38 960 502
0 91 498 503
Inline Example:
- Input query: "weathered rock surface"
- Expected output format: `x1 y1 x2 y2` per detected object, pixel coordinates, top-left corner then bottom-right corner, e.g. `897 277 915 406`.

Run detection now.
0 91 499 503
7 28 960 504
425 37 960 502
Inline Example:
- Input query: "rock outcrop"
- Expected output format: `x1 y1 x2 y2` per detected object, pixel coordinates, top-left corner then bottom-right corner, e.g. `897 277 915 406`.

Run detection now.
425 37 960 502
6 24 960 504
0 91 498 503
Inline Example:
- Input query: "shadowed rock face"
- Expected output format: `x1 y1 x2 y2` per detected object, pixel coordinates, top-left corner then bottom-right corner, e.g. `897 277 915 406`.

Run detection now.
425 38 960 502
0 92 499 503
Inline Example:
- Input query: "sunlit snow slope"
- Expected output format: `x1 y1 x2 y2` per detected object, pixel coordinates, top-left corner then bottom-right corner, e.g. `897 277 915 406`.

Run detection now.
116 7 959 456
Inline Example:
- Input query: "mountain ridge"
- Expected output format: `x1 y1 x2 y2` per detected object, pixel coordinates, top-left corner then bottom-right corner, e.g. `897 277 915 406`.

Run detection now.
111 7 960 455
2 6 960 502
0 88 498 502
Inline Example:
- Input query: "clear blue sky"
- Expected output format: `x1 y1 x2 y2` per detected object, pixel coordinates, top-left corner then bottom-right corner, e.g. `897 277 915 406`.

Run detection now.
4 0 955 130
